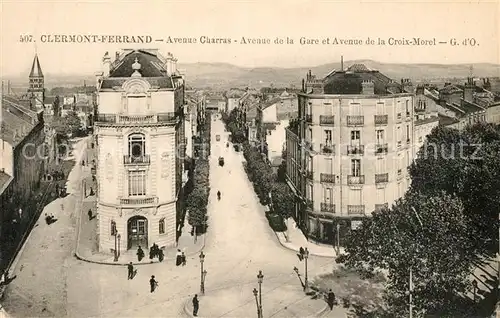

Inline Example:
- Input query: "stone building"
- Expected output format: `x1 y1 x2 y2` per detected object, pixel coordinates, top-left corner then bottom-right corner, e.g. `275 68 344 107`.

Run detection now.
94 49 186 253
285 63 420 243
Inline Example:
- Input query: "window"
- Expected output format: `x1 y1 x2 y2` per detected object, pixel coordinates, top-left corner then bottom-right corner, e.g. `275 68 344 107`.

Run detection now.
128 133 146 158
324 157 333 174
397 126 402 143
351 130 360 145
406 125 410 141
322 186 333 204
159 218 165 234
307 102 312 115
324 130 332 144
306 182 313 200
376 158 386 174
349 189 362 204
405 100 409 114
307 155 313 172
111 220 117 236
138 219 146 234
128 170 147 196
351 159 361 176
376 130 384 143
349 103 361 115
308 128 313 141
396 100 402 114
127 96 147 114
376 102 385 115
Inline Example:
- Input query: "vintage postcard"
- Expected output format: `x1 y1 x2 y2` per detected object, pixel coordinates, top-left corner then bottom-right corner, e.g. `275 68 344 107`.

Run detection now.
0 1 499 317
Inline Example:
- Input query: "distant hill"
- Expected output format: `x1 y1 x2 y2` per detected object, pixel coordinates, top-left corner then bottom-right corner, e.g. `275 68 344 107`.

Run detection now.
4 60 500 91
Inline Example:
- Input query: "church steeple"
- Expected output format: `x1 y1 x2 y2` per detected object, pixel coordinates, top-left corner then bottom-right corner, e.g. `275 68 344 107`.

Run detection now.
28 54 45 105
29 54 44 78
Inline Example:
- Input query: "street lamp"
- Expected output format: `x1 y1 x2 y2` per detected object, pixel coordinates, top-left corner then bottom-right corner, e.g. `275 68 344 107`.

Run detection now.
199 251 206 294
257 270 263 318
303 248 309 292
253 288 260 318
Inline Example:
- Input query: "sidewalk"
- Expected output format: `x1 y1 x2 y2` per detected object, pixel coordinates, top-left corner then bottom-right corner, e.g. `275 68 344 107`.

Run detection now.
274 218 343 258
182 283 338 318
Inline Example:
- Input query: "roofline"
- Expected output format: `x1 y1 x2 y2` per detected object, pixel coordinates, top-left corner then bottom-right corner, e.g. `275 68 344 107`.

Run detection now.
297 92 414 99
0 175 13 196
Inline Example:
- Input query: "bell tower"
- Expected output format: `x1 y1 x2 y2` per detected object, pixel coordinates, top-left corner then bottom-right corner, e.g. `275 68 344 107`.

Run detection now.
27 54 44 103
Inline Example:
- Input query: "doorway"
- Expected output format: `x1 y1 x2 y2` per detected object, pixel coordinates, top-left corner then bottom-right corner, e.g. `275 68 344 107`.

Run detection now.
127 216 148 249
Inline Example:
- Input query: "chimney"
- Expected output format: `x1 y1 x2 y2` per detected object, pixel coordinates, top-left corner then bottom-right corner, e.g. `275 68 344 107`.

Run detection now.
341 56 344 71
361 80 374 95
102 51 111 77
401 78 413 93
172 58 178 74
165 52 173 75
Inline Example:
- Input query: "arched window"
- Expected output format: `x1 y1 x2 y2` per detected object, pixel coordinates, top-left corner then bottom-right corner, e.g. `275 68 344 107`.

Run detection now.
111 220 117 236
128 133 146 161
159 218 165 234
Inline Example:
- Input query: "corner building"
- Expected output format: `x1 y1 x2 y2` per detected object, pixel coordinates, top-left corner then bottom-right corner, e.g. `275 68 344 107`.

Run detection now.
286 64 415 243
95 49 185 253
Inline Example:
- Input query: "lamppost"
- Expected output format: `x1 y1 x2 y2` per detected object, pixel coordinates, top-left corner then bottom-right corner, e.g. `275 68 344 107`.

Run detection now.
253 288 260 318
257 270 263 318
117 234 121 259
303 247 309 292
199 251 206 294
112 222 118 262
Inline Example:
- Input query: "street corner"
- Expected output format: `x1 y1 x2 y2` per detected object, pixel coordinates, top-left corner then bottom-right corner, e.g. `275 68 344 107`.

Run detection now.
181 283 330 317
273 231 339 259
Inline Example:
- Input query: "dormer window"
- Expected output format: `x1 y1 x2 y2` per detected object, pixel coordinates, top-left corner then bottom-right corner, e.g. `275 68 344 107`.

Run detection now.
128 133 145 160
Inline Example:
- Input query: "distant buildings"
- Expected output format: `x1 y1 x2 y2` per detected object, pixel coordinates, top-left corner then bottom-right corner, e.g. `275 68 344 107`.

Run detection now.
285 63 424 243
94 49 186 253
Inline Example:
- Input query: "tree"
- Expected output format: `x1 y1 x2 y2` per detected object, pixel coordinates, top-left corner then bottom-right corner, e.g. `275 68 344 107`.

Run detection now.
409 123 500 258
52 110 82 138
337 191 473 316
271 182 294 218
53 95 61 117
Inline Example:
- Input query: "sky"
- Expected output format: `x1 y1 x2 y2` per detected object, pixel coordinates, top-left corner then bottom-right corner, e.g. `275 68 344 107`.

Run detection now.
0 0 499 77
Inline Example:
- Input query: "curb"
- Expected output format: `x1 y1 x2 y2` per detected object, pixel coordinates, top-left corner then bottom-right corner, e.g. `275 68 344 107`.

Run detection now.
271 231 337 259
74 233 206 266
181 295 331 318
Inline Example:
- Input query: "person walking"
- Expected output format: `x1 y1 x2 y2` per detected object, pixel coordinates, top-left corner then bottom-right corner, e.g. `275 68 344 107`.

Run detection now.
175 249 182 266
137 246 145 262
87 209 93 220
158 249 164 262
127 262 134 280
192 294 199 316
149 275 158 293
327 289 336 309
181 251 187 266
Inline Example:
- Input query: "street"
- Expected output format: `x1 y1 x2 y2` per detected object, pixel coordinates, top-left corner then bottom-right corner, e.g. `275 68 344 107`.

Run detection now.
1 116 335 317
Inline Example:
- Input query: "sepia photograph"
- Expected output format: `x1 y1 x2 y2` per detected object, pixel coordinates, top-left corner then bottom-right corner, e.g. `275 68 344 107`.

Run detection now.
0 1 499 317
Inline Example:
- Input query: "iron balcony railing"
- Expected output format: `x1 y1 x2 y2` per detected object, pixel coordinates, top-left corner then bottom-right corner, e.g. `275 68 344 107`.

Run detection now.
375 173 389 183
347 205 365 215
375 203 389 212
305 114 312 123
305 170 313 179
123 155 150 165
320 203 335 213
320 173 335 183
320 143 335 155
319 115 335 125
96 112 177 124
120 196 158 205
347 175 365 184
375 143 388 154
305 199 313 209
347 145 364 155
347 115 364 126
374 115 388 125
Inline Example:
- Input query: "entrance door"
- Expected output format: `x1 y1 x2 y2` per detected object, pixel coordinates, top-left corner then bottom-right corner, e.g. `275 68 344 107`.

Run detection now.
127 216 148 249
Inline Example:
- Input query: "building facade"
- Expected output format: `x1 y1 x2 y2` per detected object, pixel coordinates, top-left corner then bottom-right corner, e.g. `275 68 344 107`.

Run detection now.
285 64 417 243
94 49 186 253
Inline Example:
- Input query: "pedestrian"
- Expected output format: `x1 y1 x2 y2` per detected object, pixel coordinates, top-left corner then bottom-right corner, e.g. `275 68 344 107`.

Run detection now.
82 160 85 166
137 246 145 262
149 275 158 293
127 262 134 280
192 294 199 316
181 251 186 266
89 187 94 196
327 289 336 309
153 243 159 257
175 249 182 266
149 245 155 261
88 209 92 220
297 246 305 261
158 249 164 262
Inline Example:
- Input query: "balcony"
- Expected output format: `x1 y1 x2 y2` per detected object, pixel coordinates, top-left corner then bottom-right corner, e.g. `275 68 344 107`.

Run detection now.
305 199 313 209
347 145 364 155
320 173 335 183
305 114 312 123
347 205 365 215
120 196 158 205
96 112 177 125
305 170 313 179
374 115 388 125
374 203 389 213
320 143 335 155
347 115 364 126
347 175 365 185
319 115 335 125
123 155 150 165
375 173 389 183
320 203 335 213
396 113 402 121
375 143 388 155
304 140 314 152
